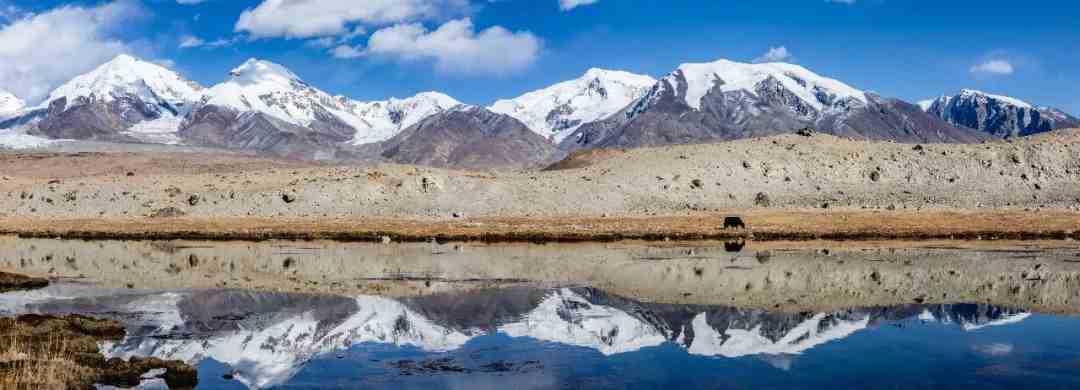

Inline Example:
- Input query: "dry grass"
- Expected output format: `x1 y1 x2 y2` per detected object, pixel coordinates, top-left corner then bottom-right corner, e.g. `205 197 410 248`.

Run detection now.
0 315 197 390
0 335 89 390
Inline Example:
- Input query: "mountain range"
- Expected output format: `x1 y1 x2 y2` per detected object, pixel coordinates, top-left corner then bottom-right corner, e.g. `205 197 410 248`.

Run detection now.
7 286 1031 389
1 54 1077 169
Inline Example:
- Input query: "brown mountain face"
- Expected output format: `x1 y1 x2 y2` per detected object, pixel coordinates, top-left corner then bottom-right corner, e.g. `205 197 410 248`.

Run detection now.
373 106 565 171
179 105 348 160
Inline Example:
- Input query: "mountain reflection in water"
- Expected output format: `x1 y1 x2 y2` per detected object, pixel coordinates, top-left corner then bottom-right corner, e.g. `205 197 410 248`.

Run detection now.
3 285 1077 389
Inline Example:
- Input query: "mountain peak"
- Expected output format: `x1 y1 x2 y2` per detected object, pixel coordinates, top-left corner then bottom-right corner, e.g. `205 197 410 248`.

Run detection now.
228 58 302 86
43 54 204 109
669 58 866 111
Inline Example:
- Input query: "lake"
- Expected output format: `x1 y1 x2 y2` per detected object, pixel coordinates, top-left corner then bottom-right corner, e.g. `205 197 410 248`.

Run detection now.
2 238 1080 389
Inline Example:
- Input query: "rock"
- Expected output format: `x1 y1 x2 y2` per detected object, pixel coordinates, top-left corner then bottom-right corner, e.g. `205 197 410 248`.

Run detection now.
126 171 135 177
1010 152 1023 164
869 170 881 182
282 193 297 204
754 192 771 207
164 186 182 198
148 207 187 218
187 194 200 206
381 236 392 244
690 179 704 189
796 127 816 137
452 212 464 218
742 160 752 169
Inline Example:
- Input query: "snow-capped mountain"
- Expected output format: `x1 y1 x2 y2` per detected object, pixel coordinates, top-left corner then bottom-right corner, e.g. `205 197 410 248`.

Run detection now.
0 89 25 120
490 68 657 143
41 54 204 111
179 59 363 157
12 55 205 143
181 59 466 158
341 92 462 145
920 89 1080 138
563 58 987 151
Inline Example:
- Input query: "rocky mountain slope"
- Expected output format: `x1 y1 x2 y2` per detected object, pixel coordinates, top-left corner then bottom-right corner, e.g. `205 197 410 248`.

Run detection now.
364 106 564 170
920 89 1080 138
489 68 656 143
562 59 988 151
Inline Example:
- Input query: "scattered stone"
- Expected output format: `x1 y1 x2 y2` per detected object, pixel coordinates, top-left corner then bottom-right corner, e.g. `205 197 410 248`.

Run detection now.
164 186 182 198
381 236 393 244
282 193 297 203
1010 152 1023 164
796 127 816 137
126 171 136 177
690 179 704 189
869 170 881 182
148 207 187 219
754 192 771 207
187 194 201 206
742 160 752 169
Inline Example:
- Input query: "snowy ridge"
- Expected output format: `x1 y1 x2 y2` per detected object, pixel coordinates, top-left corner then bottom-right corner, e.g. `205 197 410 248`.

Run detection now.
0 89 25 120
920 90 1033 112
665 59 867 111
201 59 462 145
498 288 668 355
489 68 657 143
686 312 870 357
341 91 462 144
42 54 204 110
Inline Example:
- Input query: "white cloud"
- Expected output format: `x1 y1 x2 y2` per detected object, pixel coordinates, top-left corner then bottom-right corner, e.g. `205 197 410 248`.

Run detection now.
826 0 856 4
177 0 205 4
753 46 792 63
331 45 364 59
559 0 600 11
179 34 236 49
970 59 1014 75
178 35 204 48
357 18 540 76
0 0 143 103
235 0 469 39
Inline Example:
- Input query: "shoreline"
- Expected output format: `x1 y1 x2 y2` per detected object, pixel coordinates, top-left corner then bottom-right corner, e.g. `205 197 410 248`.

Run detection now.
4 209 1079 243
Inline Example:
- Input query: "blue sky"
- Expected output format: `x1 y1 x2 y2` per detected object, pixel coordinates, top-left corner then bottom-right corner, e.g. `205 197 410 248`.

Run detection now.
0 0 1077 115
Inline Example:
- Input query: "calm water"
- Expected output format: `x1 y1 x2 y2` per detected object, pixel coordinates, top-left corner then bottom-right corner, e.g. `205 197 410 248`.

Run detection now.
4 284 1080 389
